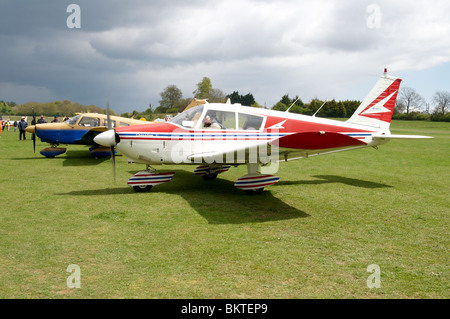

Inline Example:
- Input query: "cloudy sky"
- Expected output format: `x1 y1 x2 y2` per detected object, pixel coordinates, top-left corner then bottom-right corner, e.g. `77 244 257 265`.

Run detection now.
1 0 449 113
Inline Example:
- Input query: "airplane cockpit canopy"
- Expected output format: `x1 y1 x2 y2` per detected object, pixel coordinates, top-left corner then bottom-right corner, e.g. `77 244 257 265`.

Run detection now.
65 114 82 126
169 104 265 131
170 105 204 128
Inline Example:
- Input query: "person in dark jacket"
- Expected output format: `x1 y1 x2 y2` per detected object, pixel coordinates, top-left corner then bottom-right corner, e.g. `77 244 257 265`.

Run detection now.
37 115 47 124
18 117 28 140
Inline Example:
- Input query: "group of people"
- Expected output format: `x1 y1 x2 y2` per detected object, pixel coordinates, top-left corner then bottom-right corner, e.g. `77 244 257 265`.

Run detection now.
0 115 60 140
36 115 60 124
1 120 15 132
0 118 26 139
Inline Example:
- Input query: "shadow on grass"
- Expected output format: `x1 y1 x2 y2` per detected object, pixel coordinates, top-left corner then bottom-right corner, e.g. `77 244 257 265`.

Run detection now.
278 175 392 189
11 149 109 166
56 169 310 224
62 150 108 166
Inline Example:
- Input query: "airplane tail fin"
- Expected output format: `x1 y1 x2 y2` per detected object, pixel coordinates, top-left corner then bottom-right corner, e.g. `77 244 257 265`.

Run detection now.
346 69 402 129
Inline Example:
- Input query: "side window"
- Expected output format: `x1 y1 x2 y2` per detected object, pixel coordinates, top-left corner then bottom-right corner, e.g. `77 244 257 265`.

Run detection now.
238 113 264 130
104 119 116 128
119 122 130 127
203 110 236 130
78 116 100 127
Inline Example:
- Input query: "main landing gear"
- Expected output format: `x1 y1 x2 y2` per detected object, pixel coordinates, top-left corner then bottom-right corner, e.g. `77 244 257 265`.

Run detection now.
89 145 115 158
40 145 67 158
234 163 280 195
127 163 280 194
128 165 175 192
40 145 115 158
194 164 231 181
196 163 280 194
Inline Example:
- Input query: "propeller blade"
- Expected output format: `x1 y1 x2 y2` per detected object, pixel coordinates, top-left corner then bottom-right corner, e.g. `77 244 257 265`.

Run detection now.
105 98 116 182
106 98 112 130
111 145 116 182
32 107 36 153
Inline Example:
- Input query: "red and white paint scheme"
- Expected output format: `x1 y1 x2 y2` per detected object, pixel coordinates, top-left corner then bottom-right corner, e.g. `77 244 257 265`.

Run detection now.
95 70 431 194
127 171 175 192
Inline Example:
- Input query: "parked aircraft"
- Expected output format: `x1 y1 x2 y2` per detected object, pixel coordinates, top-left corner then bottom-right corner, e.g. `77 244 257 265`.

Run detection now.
26 112 149 158
94 70 432 194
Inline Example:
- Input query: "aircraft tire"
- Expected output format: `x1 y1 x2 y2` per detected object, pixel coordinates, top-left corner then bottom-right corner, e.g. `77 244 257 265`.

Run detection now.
202 173 218 181
133 185 153 192
245 188 264 195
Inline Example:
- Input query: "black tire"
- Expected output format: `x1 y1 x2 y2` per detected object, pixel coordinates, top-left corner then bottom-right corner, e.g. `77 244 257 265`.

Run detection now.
133 185 153 192
245 188 264 195
202 173 218 181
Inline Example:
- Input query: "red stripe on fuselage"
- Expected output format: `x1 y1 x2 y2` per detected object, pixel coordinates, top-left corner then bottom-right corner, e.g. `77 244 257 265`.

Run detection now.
115 116 374 153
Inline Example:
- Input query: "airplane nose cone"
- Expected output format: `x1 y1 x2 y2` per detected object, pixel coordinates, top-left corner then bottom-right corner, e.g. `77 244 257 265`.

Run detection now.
94 129 118 146
26 125 36 134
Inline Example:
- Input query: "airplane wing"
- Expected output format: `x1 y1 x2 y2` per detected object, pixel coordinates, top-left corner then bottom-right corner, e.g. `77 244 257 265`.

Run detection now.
185 131 367 164
187 139 273 163
272 132 432 160
80 126 108 144
273 131 367 150
185 131 433 164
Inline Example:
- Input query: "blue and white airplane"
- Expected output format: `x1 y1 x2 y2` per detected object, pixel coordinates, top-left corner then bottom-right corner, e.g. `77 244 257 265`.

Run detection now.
26 112 149 158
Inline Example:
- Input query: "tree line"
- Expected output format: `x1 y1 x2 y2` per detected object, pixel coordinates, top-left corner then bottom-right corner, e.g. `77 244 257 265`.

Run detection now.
1 77 449 121
394 87 450 121
154 77 449 121
0 100 114 117
154 76 361 118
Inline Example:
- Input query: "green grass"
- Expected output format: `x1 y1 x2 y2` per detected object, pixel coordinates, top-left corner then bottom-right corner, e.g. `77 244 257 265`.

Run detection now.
0 120 448 298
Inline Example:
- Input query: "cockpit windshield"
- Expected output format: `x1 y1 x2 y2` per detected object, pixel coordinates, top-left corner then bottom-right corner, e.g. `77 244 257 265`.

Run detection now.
65 114 81 126
169 105 204 128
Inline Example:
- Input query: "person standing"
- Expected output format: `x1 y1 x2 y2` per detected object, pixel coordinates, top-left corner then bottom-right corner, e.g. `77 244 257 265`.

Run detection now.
14 120 17 132
18 117 28 140
37 115 47 124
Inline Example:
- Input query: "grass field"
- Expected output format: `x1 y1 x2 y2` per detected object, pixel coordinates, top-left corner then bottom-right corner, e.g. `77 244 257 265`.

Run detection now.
0 120 448 298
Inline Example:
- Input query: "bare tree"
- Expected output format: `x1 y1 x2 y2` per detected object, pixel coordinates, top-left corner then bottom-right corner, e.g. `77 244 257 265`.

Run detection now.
394 100 406 114
432 91 450 115
398 87 425 114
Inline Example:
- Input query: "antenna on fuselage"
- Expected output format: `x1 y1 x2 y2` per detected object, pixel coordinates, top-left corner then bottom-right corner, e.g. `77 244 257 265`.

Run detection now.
312 100 329 117
285 96 302 113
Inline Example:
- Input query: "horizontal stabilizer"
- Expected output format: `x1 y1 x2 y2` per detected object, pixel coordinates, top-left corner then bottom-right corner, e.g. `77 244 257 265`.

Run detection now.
372 134 433 140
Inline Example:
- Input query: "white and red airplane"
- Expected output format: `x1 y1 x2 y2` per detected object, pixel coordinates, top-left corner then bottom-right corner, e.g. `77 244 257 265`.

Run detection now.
94 69 431 194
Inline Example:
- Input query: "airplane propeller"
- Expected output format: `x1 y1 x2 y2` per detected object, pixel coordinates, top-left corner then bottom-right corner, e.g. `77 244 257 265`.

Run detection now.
105 99 116 182
31 107 36 153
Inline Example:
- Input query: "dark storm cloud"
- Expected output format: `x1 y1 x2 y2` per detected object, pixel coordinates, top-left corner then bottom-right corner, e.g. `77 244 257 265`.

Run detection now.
1 0 450 111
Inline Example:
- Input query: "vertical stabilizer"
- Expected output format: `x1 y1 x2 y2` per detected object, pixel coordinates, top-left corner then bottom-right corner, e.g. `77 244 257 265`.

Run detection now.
347 69 402 129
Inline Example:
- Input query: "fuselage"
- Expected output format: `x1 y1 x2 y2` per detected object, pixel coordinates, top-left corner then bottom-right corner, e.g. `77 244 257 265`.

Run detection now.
26 113 148 145
111 103 390 165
